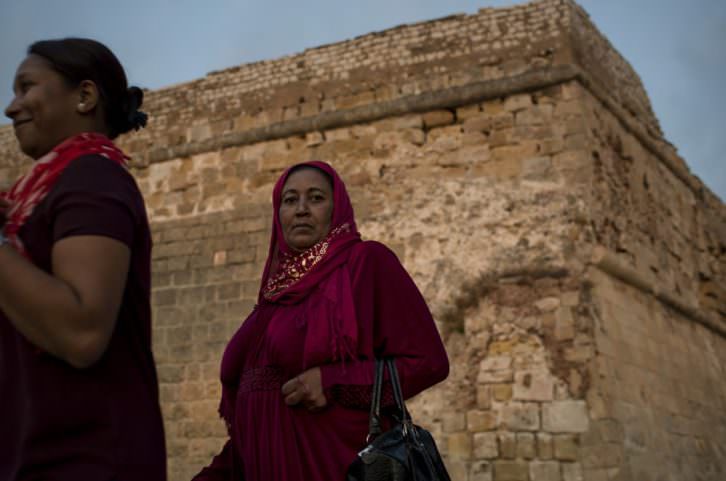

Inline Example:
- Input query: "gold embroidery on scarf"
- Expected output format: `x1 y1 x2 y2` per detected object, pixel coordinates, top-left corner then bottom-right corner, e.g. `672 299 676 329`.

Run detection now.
263 223 349 299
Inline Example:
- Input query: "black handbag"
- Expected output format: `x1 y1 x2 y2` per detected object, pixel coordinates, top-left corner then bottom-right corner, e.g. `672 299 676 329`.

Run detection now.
346 358 451 481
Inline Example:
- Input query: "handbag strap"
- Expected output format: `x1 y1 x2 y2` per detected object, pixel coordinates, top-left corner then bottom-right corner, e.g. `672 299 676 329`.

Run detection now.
367 358 385 441
366 357 412 442
386 358 411 424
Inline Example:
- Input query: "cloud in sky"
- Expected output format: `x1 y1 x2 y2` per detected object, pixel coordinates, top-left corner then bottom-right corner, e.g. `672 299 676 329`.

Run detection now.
1 0 723 200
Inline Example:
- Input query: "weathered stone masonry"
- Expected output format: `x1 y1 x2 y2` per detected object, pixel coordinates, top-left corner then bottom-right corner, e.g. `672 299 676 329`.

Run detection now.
1 1 724 480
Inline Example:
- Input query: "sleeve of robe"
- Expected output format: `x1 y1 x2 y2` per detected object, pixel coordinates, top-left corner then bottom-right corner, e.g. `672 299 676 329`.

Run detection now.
319 240 449 407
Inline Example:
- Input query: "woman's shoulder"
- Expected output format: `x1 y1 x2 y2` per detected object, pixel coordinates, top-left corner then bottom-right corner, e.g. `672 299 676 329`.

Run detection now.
55 154 140 196
349 240 401 267
64 153 133 179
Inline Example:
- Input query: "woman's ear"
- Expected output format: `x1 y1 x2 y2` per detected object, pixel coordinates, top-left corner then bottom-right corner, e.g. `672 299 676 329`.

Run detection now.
76 80 100 114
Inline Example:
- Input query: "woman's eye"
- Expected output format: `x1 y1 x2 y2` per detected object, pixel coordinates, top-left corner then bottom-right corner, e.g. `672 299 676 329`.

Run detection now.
17 81 32 93
282 197 296 205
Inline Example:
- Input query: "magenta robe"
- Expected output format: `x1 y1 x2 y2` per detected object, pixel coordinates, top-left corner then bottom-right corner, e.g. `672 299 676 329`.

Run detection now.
194 240 449 481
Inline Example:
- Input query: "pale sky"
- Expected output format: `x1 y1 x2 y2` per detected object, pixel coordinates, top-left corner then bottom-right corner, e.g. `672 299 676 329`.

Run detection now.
1 0 724 200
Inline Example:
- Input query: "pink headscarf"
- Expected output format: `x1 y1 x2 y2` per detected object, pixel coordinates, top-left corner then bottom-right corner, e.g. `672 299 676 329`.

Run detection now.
260 161 360 303
259 161 362 365
220 162 362 419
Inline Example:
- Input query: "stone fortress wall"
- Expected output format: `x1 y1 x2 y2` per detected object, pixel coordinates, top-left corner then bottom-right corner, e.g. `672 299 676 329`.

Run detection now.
1 0 724 480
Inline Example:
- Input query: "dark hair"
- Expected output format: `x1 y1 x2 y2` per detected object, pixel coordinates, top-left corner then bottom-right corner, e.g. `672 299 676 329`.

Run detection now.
28 38 147 139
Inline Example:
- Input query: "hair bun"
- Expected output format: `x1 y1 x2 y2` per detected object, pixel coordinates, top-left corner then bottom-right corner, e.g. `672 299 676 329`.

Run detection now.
125 86 148 131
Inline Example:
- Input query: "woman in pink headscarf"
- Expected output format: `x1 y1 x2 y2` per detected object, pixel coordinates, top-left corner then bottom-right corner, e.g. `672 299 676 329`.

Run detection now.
194 161 449 481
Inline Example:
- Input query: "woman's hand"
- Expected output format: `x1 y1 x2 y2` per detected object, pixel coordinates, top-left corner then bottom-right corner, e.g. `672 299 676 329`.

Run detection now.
281 367 327 411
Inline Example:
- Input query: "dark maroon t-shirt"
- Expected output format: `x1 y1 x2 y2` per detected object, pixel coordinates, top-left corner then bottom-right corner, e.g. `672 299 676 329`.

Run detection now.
0 155 166 481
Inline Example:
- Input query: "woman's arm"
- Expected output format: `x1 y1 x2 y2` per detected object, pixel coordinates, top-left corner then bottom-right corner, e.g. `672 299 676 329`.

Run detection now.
320 241 449 403
0 235 129 368
0 155 144 369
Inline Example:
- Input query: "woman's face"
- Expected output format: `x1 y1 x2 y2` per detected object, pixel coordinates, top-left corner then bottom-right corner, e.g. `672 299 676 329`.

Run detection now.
5 55 81 159
279 167 334 253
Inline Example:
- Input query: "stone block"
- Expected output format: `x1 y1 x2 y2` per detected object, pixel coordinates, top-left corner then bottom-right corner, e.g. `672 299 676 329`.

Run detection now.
516 433 536 459
537 433 553 459
446 460 469 481
529 461 561 481
165 439 188 458
168 326 194 345
157 364 185 383
521 156 552 179
457 104 482 121
491 112 515 129
482 99 504 115
463 131 489 146
498 432 517 459
473 432 499 459
552 150 589 180
187 437 224 458
543 401 589 433
325 127 351 141
447 432 472 460
554 100 582 118
554 307 575 341
563 346 593 363
188 124 212 143
515 104 554 126
477 385 492 409
471 158 521 179
388 114 423 130
553 434 578 460
534 297 560 312
494 460 529 481
540 137 565 155
561 463 584 481
491 143 538 163
500 402 540 431
503 93 532 112
463 116 494 133
468 410 499 432
478 360 514 383
480 356 513 371
488 127 514 146
212 250 227 266
217 282 241 301
442 412 467 432
492 383 513 402
423 110 455 129
305 131 324 147
513 371 554 401
154 289 177 306
470 461 494 481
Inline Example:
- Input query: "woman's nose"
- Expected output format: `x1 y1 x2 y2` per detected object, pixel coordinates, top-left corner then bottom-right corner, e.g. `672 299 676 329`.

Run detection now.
4 96 20 120
294 199 310 214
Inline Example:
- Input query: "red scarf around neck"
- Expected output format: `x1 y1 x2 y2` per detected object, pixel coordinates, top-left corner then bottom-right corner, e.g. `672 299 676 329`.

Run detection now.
1 132 128 258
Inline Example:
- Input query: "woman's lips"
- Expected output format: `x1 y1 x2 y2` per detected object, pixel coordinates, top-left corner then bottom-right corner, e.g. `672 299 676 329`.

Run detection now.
13 119 32 130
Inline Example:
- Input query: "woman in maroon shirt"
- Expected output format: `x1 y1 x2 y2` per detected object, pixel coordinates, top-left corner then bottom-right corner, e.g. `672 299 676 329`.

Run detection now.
1 38 166 480
194 161 449 481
